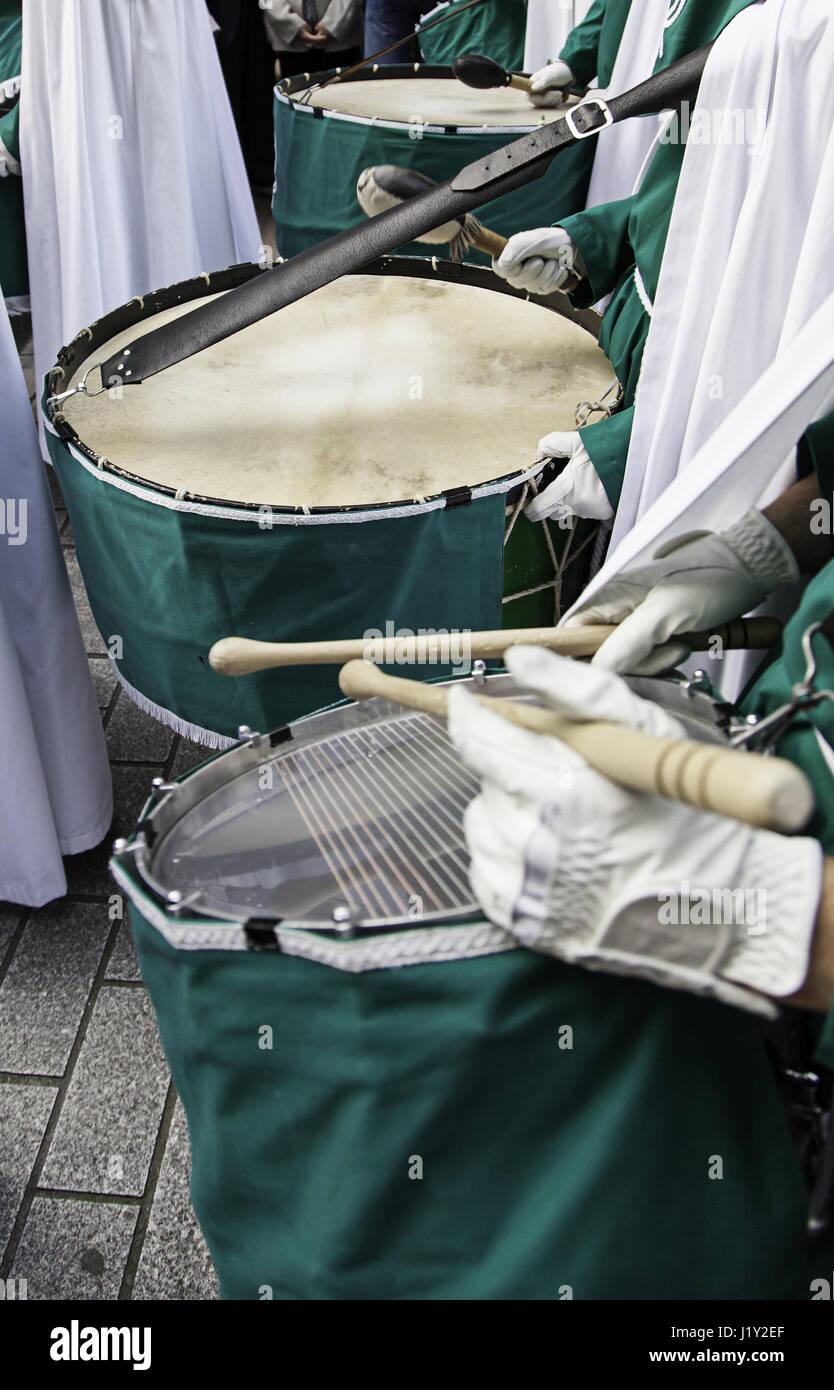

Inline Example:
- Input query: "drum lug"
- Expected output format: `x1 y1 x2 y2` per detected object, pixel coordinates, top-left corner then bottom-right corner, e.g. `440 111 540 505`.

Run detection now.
680 670 710 698
472 660 487 687
237 725 263 749
332 904 355 938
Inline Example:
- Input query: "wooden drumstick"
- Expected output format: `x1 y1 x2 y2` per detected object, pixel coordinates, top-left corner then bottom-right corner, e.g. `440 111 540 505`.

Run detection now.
208 617 783 677
452 53 533 94
356 164 507 260
337 659 814 834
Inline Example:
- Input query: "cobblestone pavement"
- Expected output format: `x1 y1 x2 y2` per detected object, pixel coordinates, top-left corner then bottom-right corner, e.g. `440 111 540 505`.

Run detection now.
0 198 280 1302
0 467 220 1298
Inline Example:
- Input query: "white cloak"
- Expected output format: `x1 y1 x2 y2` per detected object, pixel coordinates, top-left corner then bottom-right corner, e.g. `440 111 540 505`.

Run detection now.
0 291 112 906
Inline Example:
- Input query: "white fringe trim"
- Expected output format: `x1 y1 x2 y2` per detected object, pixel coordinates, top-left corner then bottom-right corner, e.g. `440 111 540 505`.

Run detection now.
111 659 234 750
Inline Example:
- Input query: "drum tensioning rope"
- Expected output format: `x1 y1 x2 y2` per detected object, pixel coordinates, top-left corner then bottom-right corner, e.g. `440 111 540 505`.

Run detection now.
70 45 713 393
336 659 814 836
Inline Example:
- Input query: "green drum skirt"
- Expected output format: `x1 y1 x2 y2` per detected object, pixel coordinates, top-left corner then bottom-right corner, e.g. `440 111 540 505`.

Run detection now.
112 671 811 1300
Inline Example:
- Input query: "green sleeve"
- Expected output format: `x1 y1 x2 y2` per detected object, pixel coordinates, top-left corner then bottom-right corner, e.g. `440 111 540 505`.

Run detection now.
578 404 634 510
798 413 834 497
558 0 609 87
558 196 634 306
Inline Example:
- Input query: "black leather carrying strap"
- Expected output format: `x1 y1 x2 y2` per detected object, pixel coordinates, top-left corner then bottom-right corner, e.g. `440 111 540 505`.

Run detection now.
100 43 713 388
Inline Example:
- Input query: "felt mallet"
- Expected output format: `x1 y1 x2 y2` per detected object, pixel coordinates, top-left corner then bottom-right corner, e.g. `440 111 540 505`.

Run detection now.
452 52 533 93
357 164 506 261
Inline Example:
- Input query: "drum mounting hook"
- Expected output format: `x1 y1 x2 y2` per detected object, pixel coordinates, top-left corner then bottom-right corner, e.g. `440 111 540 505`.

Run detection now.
47 362 107 409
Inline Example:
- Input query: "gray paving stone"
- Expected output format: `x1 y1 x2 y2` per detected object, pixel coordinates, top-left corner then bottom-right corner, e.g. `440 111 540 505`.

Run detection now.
0 903 25 964
63 548 107 655
0 1084 58 1260
41 987 169 1196
106 691 175 763
0 902 110 1076
105 921 142 983
170 736 213 780
133 1101 219 1301
63 764 161 897
9 1196 138 1300
88 656 118 711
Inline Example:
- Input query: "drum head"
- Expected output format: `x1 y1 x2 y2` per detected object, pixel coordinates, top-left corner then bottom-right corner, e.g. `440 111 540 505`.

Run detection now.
134 673 730 931
290 74 569 128
61 266 613 510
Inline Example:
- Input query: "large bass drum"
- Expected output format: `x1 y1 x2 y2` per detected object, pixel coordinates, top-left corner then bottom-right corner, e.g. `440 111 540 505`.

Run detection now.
111 670 809 1300
44 256 614 745
273 65 594 263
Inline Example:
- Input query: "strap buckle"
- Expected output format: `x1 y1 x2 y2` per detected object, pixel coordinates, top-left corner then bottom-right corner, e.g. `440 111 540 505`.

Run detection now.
565 97 614 141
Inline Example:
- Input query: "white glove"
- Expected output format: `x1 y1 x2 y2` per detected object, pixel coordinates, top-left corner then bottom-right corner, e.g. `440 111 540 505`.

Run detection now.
526 430 613 523
529 59 576 106
448 647 822 1018
566 508 800 674
492 227 584 297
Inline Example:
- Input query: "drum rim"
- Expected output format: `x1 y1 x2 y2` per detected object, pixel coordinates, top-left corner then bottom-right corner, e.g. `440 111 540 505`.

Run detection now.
45 255 605 520
111 672 733 939
275 63 559 135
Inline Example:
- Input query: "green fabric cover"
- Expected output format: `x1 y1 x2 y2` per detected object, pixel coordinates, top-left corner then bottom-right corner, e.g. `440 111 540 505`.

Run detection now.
740 412 834 1075
47 424 506 740
0 12 25 298
272 70 593 265
418 0 526 72
559 0 632 89
129 894 809 1300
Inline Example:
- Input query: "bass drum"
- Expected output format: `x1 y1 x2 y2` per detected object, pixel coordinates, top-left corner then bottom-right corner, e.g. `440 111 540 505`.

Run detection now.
273 64 594 263
45 256 614 745
111 670 810 1300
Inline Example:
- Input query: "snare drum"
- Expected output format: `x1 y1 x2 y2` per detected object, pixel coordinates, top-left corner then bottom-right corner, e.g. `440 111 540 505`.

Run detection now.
44 257 613 744
273 65 593 263
111 671 808 1300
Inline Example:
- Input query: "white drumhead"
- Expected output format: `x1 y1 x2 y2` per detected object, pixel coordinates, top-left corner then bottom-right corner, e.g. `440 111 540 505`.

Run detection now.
64 272 613 509
288 75 569 128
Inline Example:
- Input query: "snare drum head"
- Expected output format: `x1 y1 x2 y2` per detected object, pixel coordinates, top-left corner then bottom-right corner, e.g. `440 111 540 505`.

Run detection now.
295 75 569 128
136 673 728 931
62 269 613 508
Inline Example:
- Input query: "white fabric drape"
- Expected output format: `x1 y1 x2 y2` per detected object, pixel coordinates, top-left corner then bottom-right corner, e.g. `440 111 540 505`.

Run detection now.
609 0 834 551
585 0 668 208
0 292 112 906
523 0 595 72
20 0 261 447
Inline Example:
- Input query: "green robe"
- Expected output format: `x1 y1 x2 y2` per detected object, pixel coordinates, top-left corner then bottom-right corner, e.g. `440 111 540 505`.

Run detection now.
0 3 25 298
419 0 527 71
559 0 632 89
559 0 761 508
742 414 834 1073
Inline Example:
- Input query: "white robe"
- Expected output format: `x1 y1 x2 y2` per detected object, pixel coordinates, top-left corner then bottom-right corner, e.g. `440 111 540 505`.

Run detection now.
0 291 112 906
523 0 595 73
585 0 669 210
20 0 261 448
568 0 834 692
610 0 834 550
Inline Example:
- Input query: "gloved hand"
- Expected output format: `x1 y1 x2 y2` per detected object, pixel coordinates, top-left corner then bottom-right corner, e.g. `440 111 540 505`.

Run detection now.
529 59 577 106
492 227 584 297
565 508 800 674
526 430 613 523
448 647 821 1018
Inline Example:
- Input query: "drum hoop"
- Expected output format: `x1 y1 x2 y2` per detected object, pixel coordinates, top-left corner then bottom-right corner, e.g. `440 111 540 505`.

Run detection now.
45 256 604 521
111 672 730 940
276 64 548 136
